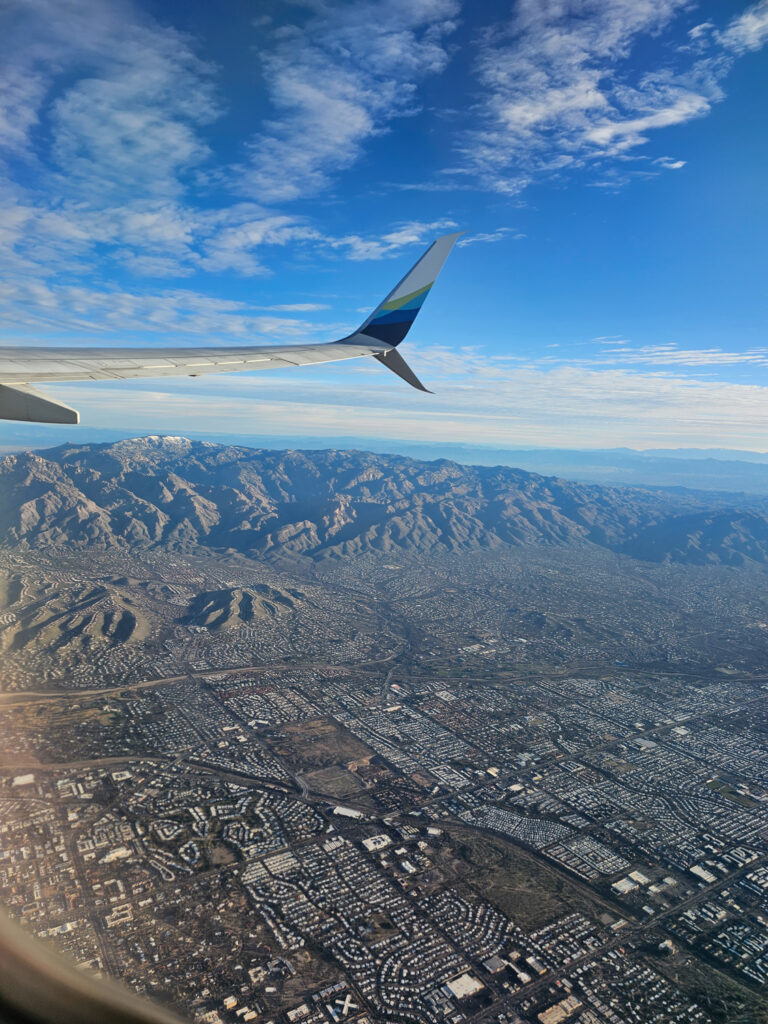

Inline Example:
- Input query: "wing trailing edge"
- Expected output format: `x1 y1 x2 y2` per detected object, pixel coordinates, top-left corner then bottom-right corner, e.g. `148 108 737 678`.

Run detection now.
0 383 79 424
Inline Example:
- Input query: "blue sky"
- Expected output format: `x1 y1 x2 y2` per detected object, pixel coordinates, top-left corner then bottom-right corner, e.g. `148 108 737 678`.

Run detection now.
2 0 768 450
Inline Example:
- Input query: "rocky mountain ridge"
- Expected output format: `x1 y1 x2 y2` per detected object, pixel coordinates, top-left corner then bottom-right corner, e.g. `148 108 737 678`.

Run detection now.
1 436 767 566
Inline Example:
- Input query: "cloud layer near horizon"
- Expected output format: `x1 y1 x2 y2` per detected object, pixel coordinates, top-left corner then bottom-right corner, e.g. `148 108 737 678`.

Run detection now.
47 343 768 451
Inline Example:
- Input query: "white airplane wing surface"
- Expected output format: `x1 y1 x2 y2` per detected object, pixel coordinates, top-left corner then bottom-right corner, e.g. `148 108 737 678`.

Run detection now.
0 232 461 424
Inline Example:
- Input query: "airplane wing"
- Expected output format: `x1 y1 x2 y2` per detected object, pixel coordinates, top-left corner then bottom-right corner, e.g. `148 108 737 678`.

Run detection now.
0 232 461 424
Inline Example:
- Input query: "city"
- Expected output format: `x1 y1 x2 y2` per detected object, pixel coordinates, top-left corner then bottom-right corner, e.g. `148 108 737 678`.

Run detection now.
0 541 766 1024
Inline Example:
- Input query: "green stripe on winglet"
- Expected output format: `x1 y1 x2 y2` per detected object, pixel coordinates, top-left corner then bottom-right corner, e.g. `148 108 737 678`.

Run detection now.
379 282 432 312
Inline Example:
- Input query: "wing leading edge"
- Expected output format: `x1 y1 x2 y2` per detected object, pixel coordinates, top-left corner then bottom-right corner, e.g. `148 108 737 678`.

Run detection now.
0 232 461 423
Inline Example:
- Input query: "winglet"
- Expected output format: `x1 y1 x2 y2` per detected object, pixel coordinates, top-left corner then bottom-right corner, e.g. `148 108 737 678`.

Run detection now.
356 231 462 347
373 347 432 393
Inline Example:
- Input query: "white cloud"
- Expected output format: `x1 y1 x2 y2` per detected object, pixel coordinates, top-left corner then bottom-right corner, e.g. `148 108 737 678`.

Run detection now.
0 210 457 337
0 3 359 285
0 0 222 281
457 228 523 247
197 214 320 275
0 0 219 197
653 156 686 169
238 0 459 201
48 37 217 200
328 219 458 260
689 22 715 43
0 0 463 307
458 0 764 194
720 0 768 53
0 278 340 341
261 303 331 313
6 0 761 302
584 88 711 154
0 66 48 156
51 350 768 450
592 343 768 369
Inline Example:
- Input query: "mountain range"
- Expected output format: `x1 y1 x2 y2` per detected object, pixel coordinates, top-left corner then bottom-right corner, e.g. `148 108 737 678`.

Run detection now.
2 436 768 567
5 427 768 494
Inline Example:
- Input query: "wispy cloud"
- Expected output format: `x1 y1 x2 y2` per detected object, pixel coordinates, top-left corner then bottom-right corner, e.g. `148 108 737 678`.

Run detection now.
0 278 342 341
653 156 686 170
720 0 768 53
0 0 460 295
0 0 220 280
238 0 459 202
196 213 320 275
4 0 763 300
590 342 768 370
0 194 317 280
0 214 458 339
457 227 523 247
260 303 331 313
52 348 768 450
456 0 768 195
0 0 219 195
328 219 458 260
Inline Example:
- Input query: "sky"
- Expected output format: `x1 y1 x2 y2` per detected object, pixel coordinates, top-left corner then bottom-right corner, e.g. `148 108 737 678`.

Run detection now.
2 0 768 451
